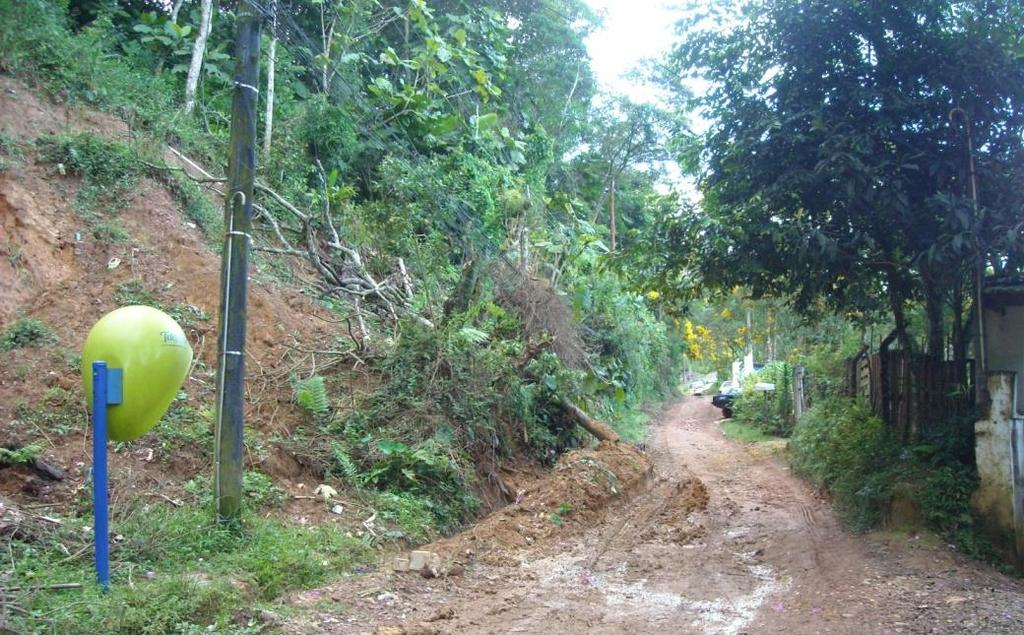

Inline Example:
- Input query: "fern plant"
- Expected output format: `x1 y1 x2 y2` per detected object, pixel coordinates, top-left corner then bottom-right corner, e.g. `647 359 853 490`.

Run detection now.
293 375 329 419
330 441 360 481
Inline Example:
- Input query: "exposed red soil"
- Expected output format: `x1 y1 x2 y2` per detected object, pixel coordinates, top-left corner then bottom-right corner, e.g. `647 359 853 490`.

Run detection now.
280 398 1024 635
0 75 343 509
429 441 657 563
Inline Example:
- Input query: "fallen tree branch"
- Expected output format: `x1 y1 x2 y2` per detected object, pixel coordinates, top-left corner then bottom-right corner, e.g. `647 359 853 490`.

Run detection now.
558 399 621 443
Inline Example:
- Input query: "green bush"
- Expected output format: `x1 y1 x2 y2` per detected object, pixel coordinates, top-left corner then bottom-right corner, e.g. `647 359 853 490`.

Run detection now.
360 439 480 535
326 311 586 532
1 317 54 350
37 132 144 221
732 362 795 436
790 398 988 553
917 464 977 538
373 491 437 543
790 398 897 530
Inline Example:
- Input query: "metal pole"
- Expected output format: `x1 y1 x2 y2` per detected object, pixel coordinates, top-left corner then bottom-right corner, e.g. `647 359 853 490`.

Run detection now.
214 1 261 522
91 361 109 591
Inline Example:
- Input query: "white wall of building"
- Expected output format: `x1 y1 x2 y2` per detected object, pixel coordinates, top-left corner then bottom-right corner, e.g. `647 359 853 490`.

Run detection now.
985 305 1024 414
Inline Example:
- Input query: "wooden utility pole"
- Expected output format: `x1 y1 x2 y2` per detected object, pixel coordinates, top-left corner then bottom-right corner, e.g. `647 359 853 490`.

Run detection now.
609 179 616 251
214 0 261 523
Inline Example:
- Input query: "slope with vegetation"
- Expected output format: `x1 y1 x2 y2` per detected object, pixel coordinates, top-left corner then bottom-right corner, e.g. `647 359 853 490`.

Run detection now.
0 0 685 631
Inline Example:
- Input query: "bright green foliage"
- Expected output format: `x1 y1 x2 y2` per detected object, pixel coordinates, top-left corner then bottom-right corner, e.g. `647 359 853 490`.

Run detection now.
293 375 330 418
1 317 54 351
575 273 681 405
0 444 42 465
549 502 574 526
732 362 795 437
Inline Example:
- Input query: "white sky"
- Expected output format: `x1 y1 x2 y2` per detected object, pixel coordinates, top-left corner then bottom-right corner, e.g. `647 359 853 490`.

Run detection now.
584 0 702 199
584 0 682 106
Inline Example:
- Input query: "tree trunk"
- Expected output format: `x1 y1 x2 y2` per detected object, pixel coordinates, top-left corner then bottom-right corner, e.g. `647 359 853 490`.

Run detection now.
170 0 186 23
183 0 214 115
951 276 967 367
922 277 945 359
885 265 911 352
559 399 621 443
262 34 276 161
609 178 616 251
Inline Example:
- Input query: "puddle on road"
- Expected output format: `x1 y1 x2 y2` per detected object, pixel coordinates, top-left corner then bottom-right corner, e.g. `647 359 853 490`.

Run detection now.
524 550 790 635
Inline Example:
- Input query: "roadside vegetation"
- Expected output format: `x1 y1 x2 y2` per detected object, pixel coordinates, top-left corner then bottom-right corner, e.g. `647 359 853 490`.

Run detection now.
668 0 1023 564
686 296 993 556
1 0 1022 629
0 0 683 630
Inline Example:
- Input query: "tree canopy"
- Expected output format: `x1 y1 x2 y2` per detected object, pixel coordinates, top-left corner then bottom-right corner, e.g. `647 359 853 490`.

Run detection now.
664 0 1024 355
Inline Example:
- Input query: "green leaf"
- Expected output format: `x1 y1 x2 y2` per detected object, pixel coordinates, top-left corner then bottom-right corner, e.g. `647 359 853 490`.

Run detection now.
475 112 499 130
458 326 489 345
377 439 408 455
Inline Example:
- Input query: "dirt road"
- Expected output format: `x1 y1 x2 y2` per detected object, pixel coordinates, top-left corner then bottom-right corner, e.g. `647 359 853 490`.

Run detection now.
287 398 1024 634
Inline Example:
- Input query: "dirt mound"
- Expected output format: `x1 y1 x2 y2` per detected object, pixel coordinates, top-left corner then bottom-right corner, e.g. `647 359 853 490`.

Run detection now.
640 477 709 544
429 441 652 562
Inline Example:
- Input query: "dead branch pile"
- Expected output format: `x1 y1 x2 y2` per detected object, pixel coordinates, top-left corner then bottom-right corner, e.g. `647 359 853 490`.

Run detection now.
161 148 422 334
493 263 586 369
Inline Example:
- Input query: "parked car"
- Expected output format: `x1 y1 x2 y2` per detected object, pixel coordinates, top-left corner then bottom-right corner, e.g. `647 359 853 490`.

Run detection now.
690 380 716 396
712 380 741 417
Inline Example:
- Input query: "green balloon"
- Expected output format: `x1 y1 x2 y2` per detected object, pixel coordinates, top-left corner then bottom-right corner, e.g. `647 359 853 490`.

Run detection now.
82 306 194 442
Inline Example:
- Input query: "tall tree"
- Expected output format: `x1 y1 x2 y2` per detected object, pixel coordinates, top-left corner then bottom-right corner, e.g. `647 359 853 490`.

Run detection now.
262 1 277 160
665 0 1024 353
183 0 213 114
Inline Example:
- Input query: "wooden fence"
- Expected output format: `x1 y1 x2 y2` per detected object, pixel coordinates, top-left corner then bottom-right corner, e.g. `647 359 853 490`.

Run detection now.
846 352 973 441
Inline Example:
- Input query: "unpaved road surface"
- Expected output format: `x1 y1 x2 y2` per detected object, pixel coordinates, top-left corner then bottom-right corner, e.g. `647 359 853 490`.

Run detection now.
286 398 1024 634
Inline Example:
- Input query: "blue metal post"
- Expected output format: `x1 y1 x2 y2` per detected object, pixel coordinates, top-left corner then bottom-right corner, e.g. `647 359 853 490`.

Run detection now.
92 361 110 591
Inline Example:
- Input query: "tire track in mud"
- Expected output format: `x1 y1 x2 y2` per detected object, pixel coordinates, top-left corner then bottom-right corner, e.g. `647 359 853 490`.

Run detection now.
285 397 1024 635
